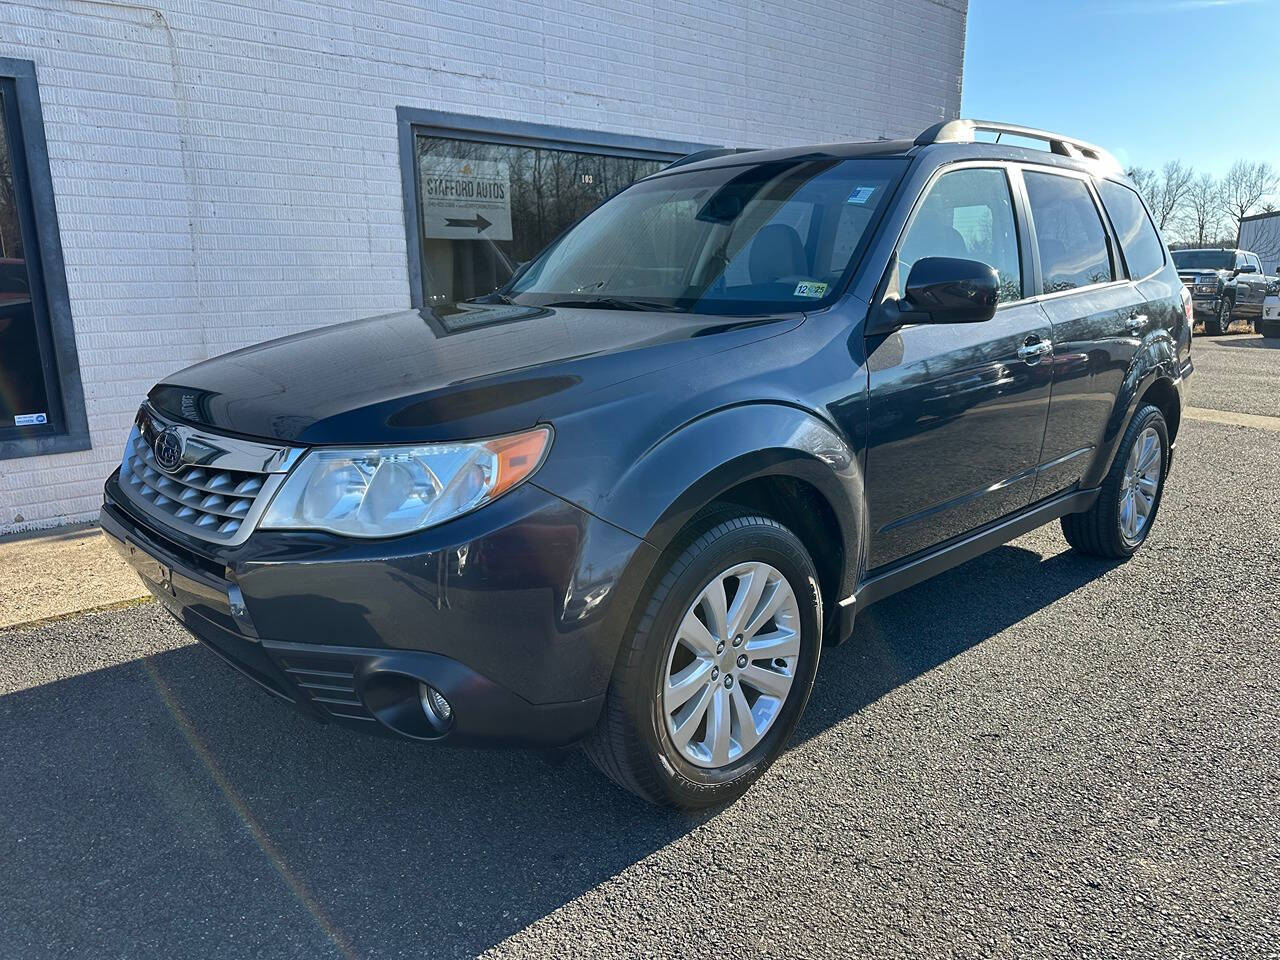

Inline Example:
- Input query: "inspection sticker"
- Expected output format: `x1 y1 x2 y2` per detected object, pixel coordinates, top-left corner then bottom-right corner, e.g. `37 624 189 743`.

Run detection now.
847 185 876 205
15 413 48 426
794 281 828 298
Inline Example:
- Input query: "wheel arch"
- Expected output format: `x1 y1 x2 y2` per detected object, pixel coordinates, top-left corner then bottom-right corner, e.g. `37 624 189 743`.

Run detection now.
1085 336 1184 487
600 403 864 629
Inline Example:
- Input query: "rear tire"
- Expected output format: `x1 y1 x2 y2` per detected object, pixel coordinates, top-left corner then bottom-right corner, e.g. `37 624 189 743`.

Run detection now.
583 513 822 808
1061 404 1169 559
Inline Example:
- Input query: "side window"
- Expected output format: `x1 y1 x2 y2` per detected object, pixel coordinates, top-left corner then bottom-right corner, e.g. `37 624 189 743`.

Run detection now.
1248 254 1262 271
896 168 1022 304
1023 171 1115 293
1096 179 1165 279
1236 252 1248 270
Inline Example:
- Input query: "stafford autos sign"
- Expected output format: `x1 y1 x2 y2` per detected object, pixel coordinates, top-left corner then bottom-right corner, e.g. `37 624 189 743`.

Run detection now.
419 157 514 241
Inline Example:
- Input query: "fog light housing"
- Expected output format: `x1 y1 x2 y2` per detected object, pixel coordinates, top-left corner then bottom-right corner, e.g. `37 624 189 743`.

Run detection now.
419 683 454 729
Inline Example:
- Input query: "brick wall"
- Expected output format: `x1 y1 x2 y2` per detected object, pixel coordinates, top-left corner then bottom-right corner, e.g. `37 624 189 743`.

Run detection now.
0 0 966 532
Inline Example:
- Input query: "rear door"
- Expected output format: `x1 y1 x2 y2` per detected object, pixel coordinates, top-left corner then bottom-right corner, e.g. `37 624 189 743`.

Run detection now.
1022 168 1147 499
864 164 1053 569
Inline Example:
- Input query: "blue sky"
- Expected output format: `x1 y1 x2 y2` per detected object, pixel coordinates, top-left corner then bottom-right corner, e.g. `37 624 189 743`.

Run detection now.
961 0 1280 178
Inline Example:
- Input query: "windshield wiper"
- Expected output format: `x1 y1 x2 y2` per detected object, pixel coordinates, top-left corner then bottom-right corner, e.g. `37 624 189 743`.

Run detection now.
543 296 686 313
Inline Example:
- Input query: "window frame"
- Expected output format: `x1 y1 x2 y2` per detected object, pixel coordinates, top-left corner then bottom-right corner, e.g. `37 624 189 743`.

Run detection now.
1095 177 1168 282
0 58 88 461
395 107 715 310
883 160 1036 313
1013 163 1126 302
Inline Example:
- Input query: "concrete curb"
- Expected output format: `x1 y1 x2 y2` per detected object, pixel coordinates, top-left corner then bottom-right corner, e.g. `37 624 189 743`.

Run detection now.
1 525 150 630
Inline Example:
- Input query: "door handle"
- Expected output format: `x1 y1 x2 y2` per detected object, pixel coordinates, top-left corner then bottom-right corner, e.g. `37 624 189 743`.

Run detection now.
1127 313 1147 331
1017 337 1053 364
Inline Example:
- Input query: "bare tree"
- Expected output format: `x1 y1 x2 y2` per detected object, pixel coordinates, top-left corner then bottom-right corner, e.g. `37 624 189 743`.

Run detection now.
1220 159 1278 237
1126 162 1194 234
1152 160 1195 232
1185 172 1222 247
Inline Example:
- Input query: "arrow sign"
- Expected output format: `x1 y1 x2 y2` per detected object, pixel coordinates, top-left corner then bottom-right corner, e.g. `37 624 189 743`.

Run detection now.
444 213 493 233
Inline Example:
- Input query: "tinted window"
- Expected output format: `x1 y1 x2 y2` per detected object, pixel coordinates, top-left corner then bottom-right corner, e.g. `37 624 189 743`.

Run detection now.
896 168 1022 303
1097 179 1165 279
1172 250 1234 271
1024 171 1114 293
508 157 907 315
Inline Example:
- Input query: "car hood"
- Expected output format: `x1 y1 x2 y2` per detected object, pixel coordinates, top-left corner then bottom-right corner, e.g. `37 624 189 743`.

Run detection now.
149 302 803 445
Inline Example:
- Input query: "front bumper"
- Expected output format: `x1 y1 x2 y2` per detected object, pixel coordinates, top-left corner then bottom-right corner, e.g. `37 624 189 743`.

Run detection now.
101 474 656 747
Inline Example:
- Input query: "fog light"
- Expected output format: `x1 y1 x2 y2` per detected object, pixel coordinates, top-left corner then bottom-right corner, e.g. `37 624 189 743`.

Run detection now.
419 683 453 728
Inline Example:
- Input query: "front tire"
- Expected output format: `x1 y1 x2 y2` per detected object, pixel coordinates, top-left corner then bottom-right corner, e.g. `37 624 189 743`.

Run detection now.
1061 403 1169 559
583 514 822 808
1206 296 1231 335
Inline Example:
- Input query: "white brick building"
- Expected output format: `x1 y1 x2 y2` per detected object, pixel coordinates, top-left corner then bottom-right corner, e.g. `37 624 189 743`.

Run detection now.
0 0 966 534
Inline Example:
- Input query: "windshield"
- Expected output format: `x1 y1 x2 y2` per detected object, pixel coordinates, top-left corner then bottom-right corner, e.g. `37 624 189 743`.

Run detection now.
504 156 907 315
1172 250 1234 271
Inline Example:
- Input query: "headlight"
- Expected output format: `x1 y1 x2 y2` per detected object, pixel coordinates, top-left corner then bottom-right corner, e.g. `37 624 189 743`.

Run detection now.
260 427 551 537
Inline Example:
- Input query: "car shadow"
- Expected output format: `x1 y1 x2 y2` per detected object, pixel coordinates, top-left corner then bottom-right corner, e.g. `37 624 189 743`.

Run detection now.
0 542 1120 959
1206 334 1280 349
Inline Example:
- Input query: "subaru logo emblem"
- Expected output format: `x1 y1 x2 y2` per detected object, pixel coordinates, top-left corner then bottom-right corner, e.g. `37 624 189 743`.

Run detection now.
153 427 185 473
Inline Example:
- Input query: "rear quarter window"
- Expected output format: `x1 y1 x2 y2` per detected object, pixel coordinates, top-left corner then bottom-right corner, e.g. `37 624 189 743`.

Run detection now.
1097 179 1166 280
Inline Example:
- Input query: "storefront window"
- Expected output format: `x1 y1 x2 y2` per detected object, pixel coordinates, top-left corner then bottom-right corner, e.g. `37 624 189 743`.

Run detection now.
414 134 666 303
0 88 53 433
0 60 87 460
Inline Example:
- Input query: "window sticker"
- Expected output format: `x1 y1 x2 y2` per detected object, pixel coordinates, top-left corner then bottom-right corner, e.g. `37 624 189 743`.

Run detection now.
793 281 828 298
847 186 876 205
15 413 48 426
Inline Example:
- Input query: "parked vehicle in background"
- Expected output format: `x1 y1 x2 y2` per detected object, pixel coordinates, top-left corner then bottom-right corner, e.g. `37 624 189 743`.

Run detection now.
101 120 1193 808
1173 248 1269 334
1260 286 1280 339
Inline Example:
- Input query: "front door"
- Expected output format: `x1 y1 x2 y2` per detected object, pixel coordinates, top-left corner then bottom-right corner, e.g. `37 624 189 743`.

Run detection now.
865 166 1053 569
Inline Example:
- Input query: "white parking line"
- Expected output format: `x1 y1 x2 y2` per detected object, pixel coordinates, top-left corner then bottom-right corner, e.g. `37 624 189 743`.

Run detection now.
1185 407 1280 432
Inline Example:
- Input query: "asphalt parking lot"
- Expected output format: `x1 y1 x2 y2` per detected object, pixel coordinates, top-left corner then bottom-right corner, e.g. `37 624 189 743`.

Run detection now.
2 334 1277 959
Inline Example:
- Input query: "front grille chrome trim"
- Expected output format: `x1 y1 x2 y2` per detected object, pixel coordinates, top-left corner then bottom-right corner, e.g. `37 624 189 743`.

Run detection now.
116 404 304 546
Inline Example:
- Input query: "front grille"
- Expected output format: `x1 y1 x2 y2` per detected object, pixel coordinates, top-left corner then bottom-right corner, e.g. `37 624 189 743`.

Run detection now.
116 405 302 546
122 427 264 540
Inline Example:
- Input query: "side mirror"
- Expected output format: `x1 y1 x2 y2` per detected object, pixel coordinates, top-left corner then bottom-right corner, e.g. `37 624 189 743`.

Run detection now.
1237 263 1258 274
867 257 1000 336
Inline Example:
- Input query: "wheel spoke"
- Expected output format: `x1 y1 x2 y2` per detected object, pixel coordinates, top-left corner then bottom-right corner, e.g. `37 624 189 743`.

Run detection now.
1134 487 1152 520
726 564 768 640
1120 492 1135 538
1137 435 1160 472
1137 475 1158 495
740 663 791 699
701 577 729 646
707 687 731 766
730 683 760 753
744 627 800 660
741 580 788 640
670 684 712 750
666 659 713 711
677 608 718 657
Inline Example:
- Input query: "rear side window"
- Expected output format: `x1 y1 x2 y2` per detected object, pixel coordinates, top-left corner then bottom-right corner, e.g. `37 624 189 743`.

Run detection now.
896 167 1023 303
1097 179 1166 279
1024 171 1115 293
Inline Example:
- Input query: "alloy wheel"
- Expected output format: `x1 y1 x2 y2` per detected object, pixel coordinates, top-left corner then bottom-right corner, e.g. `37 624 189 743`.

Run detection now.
1118 426 1162 544
660 561 801 769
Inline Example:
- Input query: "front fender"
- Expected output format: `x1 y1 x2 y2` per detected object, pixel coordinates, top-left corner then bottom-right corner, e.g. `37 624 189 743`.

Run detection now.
537 402 864 598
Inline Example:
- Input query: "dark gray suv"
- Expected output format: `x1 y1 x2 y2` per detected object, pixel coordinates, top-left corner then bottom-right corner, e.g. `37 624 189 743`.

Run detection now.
103 120 1192 807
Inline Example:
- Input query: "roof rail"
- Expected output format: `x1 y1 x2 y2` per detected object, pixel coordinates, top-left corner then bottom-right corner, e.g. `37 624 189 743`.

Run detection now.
663 147 758 170
915 119 1119 169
